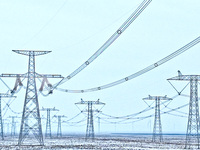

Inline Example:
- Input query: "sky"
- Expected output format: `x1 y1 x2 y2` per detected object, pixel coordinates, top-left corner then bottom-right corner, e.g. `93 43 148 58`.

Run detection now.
0 0 200 135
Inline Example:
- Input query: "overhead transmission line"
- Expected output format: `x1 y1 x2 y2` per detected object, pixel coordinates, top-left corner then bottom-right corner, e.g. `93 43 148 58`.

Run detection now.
99 103 188 125
98 94 188 125
56 35 200 93
51 0 152 91
47 94 188 127
0 78 11 91
22 0 68 47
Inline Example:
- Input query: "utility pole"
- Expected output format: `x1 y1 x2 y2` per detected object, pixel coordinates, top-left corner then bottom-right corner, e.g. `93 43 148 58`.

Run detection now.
75 99 105 140
0 50 63 145
168 71 200 149
143 95 172 142
41 107 59 138
0 94 16 140
54 115 67 137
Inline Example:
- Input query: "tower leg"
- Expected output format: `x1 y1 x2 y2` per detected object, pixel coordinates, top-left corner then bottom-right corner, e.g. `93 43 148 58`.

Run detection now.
185 78 200 149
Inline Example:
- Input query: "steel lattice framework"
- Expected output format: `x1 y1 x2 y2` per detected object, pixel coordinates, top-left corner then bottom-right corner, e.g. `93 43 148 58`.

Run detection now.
168 73 200 149
8 116 19 137
143 95 172 142
0 94 16 140
41 107 59 138
53 115 66 137
0 50 63 145
75 99 105 140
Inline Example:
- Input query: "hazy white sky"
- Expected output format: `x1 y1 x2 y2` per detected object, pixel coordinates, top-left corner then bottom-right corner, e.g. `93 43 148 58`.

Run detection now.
0 0 200 135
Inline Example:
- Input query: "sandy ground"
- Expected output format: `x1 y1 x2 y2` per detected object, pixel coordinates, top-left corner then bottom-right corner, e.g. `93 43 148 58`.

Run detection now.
0 134 196 149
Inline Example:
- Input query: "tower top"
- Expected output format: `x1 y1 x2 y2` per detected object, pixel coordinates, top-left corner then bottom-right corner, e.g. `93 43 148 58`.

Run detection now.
143 95 172 100
75 99 105 105
12 50 51 56
167 70 200 81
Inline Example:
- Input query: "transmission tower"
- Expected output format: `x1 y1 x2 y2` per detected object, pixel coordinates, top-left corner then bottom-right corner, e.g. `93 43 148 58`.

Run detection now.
8 116 19 137
0 94 16 140
75 99 105 140
6 123 9 136
0 50 63 145
2 119 8 137
143 95 172 142
168 71 200 149
41 107 59 138
54 115 67 137
98 117 100 134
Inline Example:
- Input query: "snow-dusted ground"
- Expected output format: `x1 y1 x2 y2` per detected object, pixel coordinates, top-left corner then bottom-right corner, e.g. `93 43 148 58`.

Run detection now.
0 134 192 149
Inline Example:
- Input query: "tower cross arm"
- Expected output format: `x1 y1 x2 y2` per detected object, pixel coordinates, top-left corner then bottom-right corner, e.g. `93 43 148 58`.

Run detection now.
35 73 63 78
167 75 200 81
143 95 173 100
0 73 63 78
0 73 28 78
0 93 16 98
81 109 101 113
75 99 105 105
41 107 59 111
12 50 51 56
53 115 67 118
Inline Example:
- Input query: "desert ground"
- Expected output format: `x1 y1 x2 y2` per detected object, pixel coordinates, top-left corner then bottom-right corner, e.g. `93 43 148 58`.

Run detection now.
0 134 195 150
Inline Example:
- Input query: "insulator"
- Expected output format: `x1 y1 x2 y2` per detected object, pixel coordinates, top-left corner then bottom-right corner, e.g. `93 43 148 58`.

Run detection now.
12 76 23 92
39 77 53 93
48 90 53 94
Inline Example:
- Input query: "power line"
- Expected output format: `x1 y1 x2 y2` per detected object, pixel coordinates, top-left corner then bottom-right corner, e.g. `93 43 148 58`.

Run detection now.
56 35 200 93
52 0 152 91
22 0 68 47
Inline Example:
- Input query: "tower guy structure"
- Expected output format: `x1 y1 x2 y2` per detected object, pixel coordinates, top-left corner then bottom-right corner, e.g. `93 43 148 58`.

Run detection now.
0 94 16 140
53 115 67 137
41 107 59 138
0 50 63 145
168 71 200 149
75 99 105 140
143 95 172 142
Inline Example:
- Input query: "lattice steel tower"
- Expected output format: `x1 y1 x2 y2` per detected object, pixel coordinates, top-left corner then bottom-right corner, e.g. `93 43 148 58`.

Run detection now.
75 99 105 140
0 94 16 140
0 50 63 145
41 107 59 138
143 95 172 142
8 116 19 137
54 115 66 137
168 72 200 149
